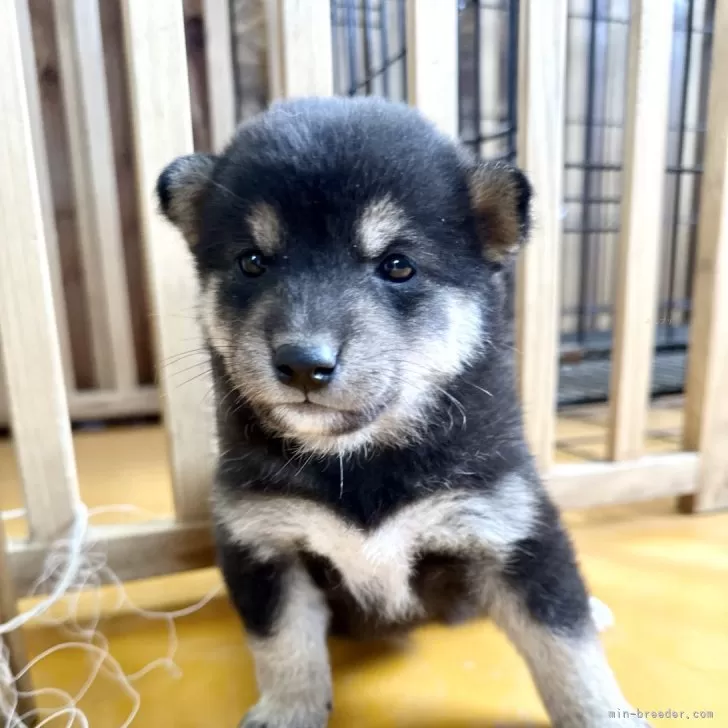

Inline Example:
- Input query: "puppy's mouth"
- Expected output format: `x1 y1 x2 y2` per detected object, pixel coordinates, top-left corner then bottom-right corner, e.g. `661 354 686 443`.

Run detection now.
268 400 384 437
285 401 351 414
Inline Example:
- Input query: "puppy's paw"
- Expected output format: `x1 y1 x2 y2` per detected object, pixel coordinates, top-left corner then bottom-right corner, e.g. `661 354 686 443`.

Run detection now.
238 697 331 728
589 595 614 632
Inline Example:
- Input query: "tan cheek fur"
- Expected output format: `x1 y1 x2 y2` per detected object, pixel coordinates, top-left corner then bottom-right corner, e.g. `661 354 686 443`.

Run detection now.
200 275 486 456
292 290 484 456
200 277 229 359
201 280 302 408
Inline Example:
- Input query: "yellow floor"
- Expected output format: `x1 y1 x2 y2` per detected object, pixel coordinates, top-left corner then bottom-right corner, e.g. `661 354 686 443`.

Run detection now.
2 403 727 726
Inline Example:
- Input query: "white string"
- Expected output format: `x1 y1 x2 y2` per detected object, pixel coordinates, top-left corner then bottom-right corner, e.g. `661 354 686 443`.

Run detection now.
0 504 88 637
0 511 26 523
0 504 615 728
0 503 221 728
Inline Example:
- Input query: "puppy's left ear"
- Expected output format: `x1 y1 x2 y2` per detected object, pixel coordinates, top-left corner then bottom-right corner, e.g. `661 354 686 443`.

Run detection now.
156 153 218 248
466 161 532 266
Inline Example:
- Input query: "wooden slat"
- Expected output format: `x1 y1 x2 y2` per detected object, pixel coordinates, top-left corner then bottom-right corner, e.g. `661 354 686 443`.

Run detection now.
67 386 159 421
0 386 157 427
53 0 137 392
265 0 284 100
0 516 36 722
16 0 75 391
680 0 728 513
273 0 333 98
406 0 459 138
203 0 237 150
548 453 698 511
0 0 80 542
515 0 567 471
9 519 215 597
0 362 6 437
6 451 700 596
121 0 215 523
607 0 674 461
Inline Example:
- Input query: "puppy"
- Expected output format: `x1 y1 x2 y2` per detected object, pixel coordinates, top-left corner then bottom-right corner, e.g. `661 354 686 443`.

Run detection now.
157 97 646 728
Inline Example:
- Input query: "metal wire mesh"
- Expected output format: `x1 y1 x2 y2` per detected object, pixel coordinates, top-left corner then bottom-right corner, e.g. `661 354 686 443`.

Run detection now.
458 0 519 163
661 0 714 346
562 0 632 352
559 0 714 402
329 0 715 403
331 0 408 101
330 0 520 157
562 0 714 360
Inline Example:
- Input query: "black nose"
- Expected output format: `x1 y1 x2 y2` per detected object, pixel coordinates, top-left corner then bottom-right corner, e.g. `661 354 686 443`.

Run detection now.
274 344 338 391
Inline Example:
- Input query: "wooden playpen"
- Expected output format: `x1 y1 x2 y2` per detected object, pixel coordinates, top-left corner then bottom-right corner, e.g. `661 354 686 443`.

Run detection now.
1 0 727 709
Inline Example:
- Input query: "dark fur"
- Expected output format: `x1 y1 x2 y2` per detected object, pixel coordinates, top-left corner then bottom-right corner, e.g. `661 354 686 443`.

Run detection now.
158 97 643 728
209 342 589 638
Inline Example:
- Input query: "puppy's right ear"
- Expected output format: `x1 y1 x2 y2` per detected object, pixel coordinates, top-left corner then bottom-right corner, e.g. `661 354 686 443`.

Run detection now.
466 161 532 267
156 153 218 247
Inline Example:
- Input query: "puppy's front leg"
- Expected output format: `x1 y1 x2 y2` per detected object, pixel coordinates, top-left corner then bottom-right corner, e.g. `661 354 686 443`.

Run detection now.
218 541 332 728
487 510 648 728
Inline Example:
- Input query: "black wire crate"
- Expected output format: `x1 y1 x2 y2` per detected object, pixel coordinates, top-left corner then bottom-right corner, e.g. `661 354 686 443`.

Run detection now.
329 0 715 406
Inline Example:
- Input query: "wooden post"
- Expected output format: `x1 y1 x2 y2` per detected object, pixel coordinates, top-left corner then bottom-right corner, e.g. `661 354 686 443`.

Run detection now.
203 0 237 150
265 0 284 101
16 0 74 392
680 0 728 513
268 0 333 99
515 0 568 471
607 0 674 461
1 518 35 725
121 0 215 523
53 0 137 392
406 0 459 138
0 0 80 542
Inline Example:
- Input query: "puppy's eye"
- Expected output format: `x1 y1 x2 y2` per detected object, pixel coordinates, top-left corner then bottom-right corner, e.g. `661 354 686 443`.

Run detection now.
378 254 416 283
238 251 267 277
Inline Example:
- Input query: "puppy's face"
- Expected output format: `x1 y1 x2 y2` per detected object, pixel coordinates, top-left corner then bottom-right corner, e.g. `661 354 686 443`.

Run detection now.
158 98 530 454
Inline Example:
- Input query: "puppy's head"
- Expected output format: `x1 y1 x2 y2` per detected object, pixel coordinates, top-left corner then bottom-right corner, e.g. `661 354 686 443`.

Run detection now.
158 97 531 454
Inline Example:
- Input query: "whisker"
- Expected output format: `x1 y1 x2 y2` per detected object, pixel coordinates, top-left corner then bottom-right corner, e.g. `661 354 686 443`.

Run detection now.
165 360 217 378
172 369 214 390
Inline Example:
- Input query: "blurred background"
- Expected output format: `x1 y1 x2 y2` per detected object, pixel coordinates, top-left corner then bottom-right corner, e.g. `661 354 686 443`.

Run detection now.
0 0 713 431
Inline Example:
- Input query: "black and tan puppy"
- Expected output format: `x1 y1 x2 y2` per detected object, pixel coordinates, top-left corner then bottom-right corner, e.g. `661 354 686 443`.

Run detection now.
157 97 646 728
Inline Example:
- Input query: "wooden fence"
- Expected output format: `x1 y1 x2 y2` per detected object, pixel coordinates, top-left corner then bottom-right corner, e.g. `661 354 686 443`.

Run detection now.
1 0 728 625
0 1 714 425
0 0 243 426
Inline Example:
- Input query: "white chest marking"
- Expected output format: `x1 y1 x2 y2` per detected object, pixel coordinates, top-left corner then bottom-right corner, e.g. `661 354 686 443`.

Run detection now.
216 474 535 620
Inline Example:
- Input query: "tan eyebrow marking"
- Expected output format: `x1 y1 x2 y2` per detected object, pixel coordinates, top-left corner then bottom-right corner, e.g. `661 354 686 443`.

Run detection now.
247 202 281 255
356 197 410 258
